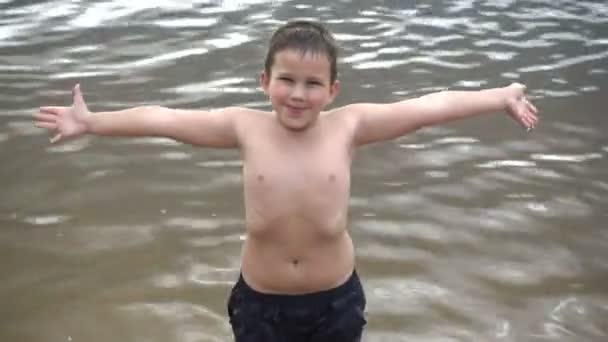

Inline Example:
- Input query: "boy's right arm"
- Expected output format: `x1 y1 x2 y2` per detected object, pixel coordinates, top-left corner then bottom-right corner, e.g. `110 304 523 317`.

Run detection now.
34 84 241 148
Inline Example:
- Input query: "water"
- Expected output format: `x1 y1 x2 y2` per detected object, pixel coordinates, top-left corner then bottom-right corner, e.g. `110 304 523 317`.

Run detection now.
1 0 607 341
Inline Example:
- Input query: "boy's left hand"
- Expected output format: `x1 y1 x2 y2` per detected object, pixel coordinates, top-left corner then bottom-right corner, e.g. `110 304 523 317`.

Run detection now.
504 83 539 131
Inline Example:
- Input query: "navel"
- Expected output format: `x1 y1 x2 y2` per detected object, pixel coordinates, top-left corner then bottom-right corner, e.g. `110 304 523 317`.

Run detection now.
257 174 265 182
329 173 336 182
292 259 299 266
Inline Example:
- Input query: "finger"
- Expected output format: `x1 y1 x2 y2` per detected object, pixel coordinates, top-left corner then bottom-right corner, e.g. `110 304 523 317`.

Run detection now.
523 118 535 131
50 133 62 144
39 106 63 114
525 108 539 124
34 121 58 130
33 113 57 122
519 113 534 128
516 117 529 129
73 83 85 106
530 116 539 128
528 117 538 130
507 109 526 128
525 99 538 115
526 114 537 127
526 110 538 122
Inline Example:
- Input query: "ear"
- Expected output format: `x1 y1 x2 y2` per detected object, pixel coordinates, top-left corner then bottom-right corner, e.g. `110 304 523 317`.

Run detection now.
260 71 270 95
328 80 340 103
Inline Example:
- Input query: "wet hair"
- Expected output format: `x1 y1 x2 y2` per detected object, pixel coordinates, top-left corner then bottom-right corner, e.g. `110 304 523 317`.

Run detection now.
264 20 339 84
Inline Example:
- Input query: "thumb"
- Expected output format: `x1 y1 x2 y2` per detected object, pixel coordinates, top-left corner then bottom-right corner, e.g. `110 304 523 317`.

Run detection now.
72 83 86 107
511 82 526 95
50 133 63 144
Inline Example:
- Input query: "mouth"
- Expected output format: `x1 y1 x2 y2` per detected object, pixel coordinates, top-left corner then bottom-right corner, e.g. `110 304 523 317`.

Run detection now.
286 105 307 116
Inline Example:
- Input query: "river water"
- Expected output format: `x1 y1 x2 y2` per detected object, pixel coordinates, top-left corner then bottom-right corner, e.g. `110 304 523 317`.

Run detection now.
1 0 607 341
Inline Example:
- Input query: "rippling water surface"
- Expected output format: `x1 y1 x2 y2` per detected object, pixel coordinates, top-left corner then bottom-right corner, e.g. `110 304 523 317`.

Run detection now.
1 0 607 341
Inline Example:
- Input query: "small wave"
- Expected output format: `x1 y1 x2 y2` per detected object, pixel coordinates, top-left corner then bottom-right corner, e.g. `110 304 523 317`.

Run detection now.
530 153 603 162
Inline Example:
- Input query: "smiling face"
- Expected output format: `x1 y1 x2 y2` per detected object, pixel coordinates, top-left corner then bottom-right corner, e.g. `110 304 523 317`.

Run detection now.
261 49 340 131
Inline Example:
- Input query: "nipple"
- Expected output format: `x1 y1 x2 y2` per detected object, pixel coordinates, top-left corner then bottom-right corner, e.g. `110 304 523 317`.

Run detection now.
257 174 265 182
329 173 336 182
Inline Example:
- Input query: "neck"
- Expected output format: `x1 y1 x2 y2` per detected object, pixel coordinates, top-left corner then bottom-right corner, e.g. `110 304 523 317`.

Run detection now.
276 117 322 140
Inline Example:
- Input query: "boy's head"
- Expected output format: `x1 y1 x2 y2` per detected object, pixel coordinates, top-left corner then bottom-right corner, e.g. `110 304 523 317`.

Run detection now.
261 21 341 131
264 20 338 84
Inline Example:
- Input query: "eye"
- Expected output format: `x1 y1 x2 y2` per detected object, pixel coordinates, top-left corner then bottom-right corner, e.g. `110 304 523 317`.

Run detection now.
307 80 323 87
278 76 293 83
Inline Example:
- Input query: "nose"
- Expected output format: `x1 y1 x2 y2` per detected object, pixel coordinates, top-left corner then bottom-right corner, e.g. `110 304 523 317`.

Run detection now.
290 84 305 101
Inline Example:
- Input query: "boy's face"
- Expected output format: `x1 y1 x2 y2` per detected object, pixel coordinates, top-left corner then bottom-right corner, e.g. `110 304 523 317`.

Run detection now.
261 49 339 131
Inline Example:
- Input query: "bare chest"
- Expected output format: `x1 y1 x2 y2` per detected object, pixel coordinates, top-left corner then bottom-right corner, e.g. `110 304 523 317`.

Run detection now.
245 143 350 197
241 127 353 212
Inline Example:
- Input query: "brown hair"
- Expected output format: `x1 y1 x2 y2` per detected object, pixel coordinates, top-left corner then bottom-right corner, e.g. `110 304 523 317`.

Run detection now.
264 20 339 83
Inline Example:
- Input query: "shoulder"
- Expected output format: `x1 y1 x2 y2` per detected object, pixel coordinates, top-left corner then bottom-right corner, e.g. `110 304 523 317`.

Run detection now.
213 106 269 117
317 104 366 145
219 107 274 136
323 103 374 118
214 106 273 124
321 104 366 129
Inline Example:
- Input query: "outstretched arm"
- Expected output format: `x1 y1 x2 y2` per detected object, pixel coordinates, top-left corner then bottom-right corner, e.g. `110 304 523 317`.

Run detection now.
350 83 539 146
34 84 241 148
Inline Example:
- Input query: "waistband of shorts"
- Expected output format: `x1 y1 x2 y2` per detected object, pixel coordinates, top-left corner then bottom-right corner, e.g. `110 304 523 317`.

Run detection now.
236 270 361 307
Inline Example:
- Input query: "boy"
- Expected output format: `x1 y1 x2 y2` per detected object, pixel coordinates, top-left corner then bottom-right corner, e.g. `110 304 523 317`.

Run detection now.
34 21 538 342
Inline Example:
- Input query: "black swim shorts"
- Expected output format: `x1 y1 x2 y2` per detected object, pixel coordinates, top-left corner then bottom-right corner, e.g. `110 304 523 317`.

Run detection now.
227 271 367 342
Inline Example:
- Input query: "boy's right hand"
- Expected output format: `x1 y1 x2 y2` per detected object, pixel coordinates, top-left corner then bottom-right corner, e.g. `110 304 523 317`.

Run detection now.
34 84 90 143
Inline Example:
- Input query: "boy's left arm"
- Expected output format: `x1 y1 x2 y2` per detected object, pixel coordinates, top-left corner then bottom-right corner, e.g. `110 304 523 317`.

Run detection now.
350 83 538 146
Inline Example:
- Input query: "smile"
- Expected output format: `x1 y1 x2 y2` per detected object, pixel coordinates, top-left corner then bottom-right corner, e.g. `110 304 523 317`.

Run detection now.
286 105 307 113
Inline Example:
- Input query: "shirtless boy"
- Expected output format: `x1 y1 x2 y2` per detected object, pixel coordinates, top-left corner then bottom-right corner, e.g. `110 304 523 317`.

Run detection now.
34 21 539 342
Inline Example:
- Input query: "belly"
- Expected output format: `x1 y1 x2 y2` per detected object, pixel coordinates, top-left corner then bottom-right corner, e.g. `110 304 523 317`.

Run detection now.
240 221 356 294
